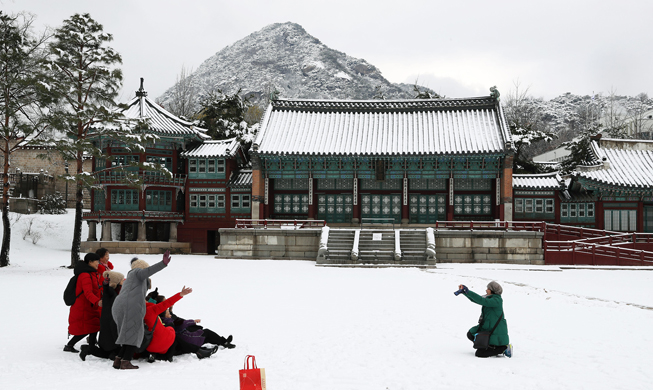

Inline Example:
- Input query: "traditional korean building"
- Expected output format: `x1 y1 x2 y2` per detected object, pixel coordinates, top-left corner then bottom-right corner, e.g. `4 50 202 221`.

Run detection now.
512 172 565 223
178 139 250 253
573 138 653 232
82 80 251 253
250 94 515 224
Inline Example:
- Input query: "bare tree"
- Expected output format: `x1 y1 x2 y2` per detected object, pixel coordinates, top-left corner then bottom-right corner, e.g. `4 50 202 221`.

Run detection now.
165 65 196 119
624 93 653 140
602 88 629 138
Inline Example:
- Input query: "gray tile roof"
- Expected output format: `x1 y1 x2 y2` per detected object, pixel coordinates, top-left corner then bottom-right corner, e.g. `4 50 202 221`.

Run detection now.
576 139 653 189
228 170 252 187
254 97 512 156
122 94 210 140
180 138 240 158
513 172 565 190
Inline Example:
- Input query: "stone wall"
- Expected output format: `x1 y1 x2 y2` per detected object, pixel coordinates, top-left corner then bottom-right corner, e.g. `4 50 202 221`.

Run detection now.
217 228 544 265
434 230 544 264
217 228 321 259
80 241 191 255
0 146 92 207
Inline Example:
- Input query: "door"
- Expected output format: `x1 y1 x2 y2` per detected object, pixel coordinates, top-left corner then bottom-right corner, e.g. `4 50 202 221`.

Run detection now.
409 194 446 223
361 194 401 223
317 194 353 223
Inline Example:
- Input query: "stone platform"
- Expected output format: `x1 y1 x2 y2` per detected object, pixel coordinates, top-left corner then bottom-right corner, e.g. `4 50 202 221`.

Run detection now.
80 241 191 255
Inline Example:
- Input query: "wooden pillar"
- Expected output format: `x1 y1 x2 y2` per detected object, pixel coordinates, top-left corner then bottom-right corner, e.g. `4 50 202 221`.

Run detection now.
352 177 360 224
402 177 409 224
447 177 454 221
638 200 644 232
500 155 514 222
596 200 604 230
251 155 263 220
308 177 316 219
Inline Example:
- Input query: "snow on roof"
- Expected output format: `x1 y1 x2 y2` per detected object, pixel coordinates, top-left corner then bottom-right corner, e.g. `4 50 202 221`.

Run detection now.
121 87 210 140
228 170 253 188
180 138 240 158
513 172 564 190
254 97 512 156
576 139 653 189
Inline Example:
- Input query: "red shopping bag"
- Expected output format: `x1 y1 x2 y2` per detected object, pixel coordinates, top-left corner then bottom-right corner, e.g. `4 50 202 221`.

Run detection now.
239 355 266 390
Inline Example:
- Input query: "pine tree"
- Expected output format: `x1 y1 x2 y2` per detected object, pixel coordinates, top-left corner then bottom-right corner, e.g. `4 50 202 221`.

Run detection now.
0 12 53 267
47 14 156 267
198 89 258 146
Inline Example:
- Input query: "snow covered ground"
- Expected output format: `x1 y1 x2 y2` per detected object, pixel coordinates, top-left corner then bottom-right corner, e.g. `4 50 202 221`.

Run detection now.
1 211 652 390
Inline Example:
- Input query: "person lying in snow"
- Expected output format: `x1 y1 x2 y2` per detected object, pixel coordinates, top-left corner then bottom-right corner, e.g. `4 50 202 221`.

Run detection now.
80 271 124 362
456 281 513 358
160 299 235 350
144 288 218 362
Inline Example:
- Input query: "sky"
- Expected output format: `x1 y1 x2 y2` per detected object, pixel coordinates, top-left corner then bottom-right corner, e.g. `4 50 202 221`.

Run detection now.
3 0 653 102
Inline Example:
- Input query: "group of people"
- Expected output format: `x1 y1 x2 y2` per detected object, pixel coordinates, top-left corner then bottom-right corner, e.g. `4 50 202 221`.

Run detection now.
64 249 235 370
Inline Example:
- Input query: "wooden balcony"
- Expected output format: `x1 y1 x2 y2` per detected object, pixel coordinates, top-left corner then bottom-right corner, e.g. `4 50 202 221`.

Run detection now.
93 170 187 188
83 210 184 222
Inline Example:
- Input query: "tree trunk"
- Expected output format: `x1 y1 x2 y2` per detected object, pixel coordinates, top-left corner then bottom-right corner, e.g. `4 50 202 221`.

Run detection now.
1 145 11 267
70 186 83 267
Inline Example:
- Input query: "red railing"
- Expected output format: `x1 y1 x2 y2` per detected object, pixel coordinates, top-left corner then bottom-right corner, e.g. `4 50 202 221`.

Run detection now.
235 219 326 229
433 220 546 231
544 240 653 266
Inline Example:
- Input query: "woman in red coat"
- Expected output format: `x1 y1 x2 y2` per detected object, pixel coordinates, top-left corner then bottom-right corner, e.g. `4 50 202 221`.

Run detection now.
144 287 217 361
64 253 102 352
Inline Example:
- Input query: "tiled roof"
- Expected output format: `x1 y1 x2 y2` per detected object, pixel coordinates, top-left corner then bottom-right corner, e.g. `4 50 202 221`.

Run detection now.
513 172 564 190
576 139 653 189
228 170 253 188
121 90 210 140
254 97 512 156
180 138 240 158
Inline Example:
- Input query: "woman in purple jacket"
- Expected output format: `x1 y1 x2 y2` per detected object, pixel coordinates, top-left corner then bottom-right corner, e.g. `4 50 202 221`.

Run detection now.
160 304 235 350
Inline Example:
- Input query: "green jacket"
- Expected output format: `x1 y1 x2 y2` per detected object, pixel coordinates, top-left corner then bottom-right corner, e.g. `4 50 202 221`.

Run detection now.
465 290 510 346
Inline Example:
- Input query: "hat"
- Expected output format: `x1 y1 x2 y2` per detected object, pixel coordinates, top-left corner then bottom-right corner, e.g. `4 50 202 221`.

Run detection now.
487 281 503 295
103 271 124 289
130 257 149 270
84 253 100 264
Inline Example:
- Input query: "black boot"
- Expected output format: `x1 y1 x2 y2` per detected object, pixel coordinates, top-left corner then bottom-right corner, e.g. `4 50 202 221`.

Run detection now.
113 356 122 369
63 344 79 353
79 345 90 361
196 346 218 359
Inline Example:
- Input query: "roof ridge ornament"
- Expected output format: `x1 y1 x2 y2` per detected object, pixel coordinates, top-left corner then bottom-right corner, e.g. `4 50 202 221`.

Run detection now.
136 77 148 97
490 86 500 101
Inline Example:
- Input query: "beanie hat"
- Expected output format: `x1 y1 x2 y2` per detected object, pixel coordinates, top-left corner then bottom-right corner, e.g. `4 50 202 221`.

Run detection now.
103 270 124 289
130 257 149 270
487 281 503 295
84 253 100 264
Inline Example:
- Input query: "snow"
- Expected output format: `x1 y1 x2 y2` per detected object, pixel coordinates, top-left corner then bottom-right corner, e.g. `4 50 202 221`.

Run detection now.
334 71 352 80
1 212 652 389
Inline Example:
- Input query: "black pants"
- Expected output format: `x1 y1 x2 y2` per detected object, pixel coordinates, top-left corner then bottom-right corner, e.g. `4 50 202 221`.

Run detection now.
158 338 201 361
67 332 97 347
202 328 227 345
88 344 119 360
467 331 507 358
117 345 137 361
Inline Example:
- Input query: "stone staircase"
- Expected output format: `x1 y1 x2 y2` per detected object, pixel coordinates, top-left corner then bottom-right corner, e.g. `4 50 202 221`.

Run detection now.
358 230 396 263
325 229 355 262
399 230 427 262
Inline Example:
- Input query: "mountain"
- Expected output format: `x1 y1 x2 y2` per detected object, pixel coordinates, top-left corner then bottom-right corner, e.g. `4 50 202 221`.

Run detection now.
157 22 433 109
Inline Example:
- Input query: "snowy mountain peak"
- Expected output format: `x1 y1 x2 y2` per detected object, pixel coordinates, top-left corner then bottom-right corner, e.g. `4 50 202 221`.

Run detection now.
157 22 426 108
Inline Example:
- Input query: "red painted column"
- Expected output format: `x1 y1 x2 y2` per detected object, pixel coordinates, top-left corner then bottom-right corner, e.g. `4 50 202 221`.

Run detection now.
447 177 454 221
596 201 604 230
638 201 644 232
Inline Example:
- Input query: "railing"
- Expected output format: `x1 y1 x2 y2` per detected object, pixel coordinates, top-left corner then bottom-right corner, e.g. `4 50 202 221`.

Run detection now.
545 240 653 266
93 170 187 187
360 217 396 229
433 220 546 231
83 210 184 221
235 219 326 229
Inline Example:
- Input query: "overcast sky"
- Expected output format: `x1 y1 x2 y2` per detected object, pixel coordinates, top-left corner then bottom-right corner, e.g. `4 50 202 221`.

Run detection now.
4 0 653 102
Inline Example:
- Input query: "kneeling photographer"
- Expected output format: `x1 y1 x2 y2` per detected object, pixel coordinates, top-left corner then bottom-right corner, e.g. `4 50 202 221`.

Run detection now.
455 281 512 358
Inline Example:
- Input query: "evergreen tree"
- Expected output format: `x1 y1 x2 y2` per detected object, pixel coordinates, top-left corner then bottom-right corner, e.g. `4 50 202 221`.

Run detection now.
47 14 156 267
412 84 440 99
0 12 53 267
197 89 258 146
560 99 603 174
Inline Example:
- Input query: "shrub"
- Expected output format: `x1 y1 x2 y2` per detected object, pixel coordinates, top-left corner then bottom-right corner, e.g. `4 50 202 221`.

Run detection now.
39 192 67 215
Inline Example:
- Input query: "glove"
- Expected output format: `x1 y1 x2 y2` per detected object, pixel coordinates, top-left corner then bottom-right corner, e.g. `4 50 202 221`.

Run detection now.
461 285 469 294
103 274 110 285
162 250 171 265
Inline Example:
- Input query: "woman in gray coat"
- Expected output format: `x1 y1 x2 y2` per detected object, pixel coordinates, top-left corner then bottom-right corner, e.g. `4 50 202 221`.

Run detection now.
111 251 171 370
